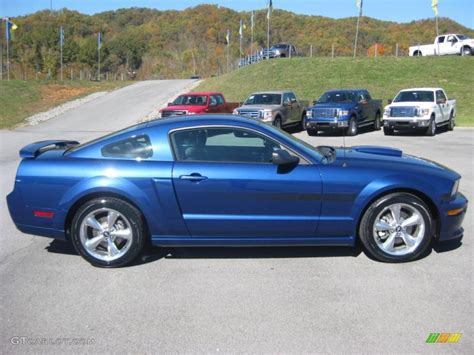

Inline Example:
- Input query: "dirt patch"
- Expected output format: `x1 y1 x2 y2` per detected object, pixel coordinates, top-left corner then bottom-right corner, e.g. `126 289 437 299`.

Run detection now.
40 85 91 104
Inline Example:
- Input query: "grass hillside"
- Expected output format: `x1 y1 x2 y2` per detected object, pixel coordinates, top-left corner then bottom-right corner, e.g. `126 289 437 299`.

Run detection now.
0 80 131 129
195 57 474 126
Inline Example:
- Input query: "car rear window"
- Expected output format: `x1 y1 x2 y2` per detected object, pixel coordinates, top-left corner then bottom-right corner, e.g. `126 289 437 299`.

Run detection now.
101 134 153 159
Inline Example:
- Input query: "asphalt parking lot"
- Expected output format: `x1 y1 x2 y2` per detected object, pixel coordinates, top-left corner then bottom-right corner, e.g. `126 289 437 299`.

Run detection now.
0 82 472 353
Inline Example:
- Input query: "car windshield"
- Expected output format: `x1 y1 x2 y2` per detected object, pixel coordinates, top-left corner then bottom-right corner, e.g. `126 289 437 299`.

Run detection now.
173 95 208 106
272 44 287 49
244 94 282 105
318 92 356 103
456 34 469 40
393 91 434 102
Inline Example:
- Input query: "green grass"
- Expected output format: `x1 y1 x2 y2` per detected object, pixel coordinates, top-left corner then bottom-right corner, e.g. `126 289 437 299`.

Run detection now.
0 80 132 129
195 57 474 126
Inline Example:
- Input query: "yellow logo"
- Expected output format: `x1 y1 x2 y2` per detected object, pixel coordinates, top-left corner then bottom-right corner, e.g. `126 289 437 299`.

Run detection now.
426 333 462 343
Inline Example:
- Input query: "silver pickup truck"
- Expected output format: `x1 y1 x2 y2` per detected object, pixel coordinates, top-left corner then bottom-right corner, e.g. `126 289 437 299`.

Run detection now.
233 91 308 130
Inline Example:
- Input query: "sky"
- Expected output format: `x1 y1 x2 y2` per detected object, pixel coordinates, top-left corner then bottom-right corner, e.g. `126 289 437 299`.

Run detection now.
1 0 473 29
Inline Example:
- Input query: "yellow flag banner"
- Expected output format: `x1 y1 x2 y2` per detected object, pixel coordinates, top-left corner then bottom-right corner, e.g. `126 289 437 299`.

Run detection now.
432 0 439 16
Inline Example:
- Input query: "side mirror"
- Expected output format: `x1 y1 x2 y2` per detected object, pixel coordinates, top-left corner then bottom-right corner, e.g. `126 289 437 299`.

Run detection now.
168 102 172 106
272 149 300 166
283 101 291 107
437 99 446 104
387 99 393 104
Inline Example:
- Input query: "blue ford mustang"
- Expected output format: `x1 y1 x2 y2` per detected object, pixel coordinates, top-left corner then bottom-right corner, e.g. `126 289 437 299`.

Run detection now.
7 115 467 267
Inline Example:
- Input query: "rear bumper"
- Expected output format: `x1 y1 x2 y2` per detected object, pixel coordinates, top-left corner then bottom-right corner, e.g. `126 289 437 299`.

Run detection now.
438 193 468 242
383 118 430 130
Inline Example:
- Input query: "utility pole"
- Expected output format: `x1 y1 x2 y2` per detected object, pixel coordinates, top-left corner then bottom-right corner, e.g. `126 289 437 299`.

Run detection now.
353 0 363 58
267 0 272 59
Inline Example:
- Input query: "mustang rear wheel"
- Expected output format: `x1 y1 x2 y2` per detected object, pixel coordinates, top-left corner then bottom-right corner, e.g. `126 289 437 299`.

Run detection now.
359 193 433 263
71 197 145 267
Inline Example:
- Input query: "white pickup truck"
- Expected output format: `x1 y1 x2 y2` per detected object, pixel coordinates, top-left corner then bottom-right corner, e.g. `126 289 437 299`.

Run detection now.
409 34 474 56
382 88 456 136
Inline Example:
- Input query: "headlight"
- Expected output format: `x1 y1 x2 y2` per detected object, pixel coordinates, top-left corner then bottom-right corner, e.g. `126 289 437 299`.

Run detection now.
306 110 312 118
260 110 273 119
384 108 391 117
232 109 239 115
451 180 460 197
418 108 430 116
337 109 349 117
275 50 280 55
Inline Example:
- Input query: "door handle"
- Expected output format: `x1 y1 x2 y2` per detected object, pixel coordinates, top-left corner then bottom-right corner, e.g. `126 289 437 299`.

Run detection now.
179 173 208 182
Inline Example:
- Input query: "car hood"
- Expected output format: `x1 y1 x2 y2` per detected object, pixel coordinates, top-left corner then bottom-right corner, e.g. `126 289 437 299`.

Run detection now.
310 103 355 110
386 102 434 108
160 105 205 112
238 105 281 111
333 145 459 179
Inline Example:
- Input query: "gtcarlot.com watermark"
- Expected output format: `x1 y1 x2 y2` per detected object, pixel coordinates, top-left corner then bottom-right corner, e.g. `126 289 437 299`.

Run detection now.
10 336 95 346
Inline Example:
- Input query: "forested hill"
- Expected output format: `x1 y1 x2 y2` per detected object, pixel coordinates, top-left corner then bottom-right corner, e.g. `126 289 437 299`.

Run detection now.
4 5 474 79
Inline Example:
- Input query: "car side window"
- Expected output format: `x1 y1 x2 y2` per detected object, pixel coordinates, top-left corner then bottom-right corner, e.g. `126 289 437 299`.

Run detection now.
364 91 372 100
101 134 153 159
288 92 297 102
171 127 295 164
436 90 447 102
438 36 445 43
216 95 224 105
209 95 217 106
283 93 291 104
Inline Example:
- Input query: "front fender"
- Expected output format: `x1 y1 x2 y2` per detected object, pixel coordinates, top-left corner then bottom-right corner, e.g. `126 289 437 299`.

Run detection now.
350 173 439 226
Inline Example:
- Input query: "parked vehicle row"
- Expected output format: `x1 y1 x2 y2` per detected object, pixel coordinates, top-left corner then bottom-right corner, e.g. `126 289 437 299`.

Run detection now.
159 87 456 137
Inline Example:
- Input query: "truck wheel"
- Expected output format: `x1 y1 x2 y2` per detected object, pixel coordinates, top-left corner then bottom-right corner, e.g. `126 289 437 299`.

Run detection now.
425 116 436 136
300 113 307 131
383 127 394 136
307 128 318 136
373 112 381 131
414 50 422 56
461 46 472 56
448 112 455 131
346 118 358 136
273 117 282 129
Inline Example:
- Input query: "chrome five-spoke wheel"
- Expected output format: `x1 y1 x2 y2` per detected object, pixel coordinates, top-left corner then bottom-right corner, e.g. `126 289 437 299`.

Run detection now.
359 193 433 262
71 197 145 267
373 203 425 256
80 208 133 262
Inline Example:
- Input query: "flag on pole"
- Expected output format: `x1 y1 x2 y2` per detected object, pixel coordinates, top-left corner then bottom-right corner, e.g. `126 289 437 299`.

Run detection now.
356 0 363 15
239 19 246 39
431 0 438 16
267 0 273 20
98 32 102 50
225 29 230 45
5 18 18 42
251 10 254 30
59 26 64 46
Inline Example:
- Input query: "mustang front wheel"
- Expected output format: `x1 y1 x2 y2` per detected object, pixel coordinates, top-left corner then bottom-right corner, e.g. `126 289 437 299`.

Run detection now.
71 197 145 267
359 193 433 262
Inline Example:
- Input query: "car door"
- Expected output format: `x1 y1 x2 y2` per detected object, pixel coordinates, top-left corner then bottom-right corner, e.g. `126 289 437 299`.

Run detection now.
207 95 219 113
445 35 461 55
170 126 322 238
435 90 449 122
288 92 300 123
356 92 370 124
281 93 292 125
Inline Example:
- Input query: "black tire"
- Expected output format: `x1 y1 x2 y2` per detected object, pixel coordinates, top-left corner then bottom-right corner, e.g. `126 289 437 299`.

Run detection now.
346 117 358 136
425 116 436 136
71 197 146 267
414 50 422 56
359 193 433 263
307 128 318 136
273 116 282 129
300 113 307 132
448 112 455 131
383 127 394 136
373 112 381 131
461 46 472 56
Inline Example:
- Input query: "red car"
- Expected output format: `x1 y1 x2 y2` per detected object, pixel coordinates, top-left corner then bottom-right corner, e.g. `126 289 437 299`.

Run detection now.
159 92 239 118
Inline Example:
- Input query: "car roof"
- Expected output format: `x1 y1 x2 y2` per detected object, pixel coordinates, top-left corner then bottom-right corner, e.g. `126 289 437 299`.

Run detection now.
179 92 221 96
399 88 443 91
324 89 366 93
250 91 289 95
145 114 261 130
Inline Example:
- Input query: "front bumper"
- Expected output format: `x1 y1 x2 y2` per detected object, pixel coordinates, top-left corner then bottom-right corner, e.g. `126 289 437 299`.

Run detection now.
438 192 468 242
383 118 430 130
306 119 348 131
